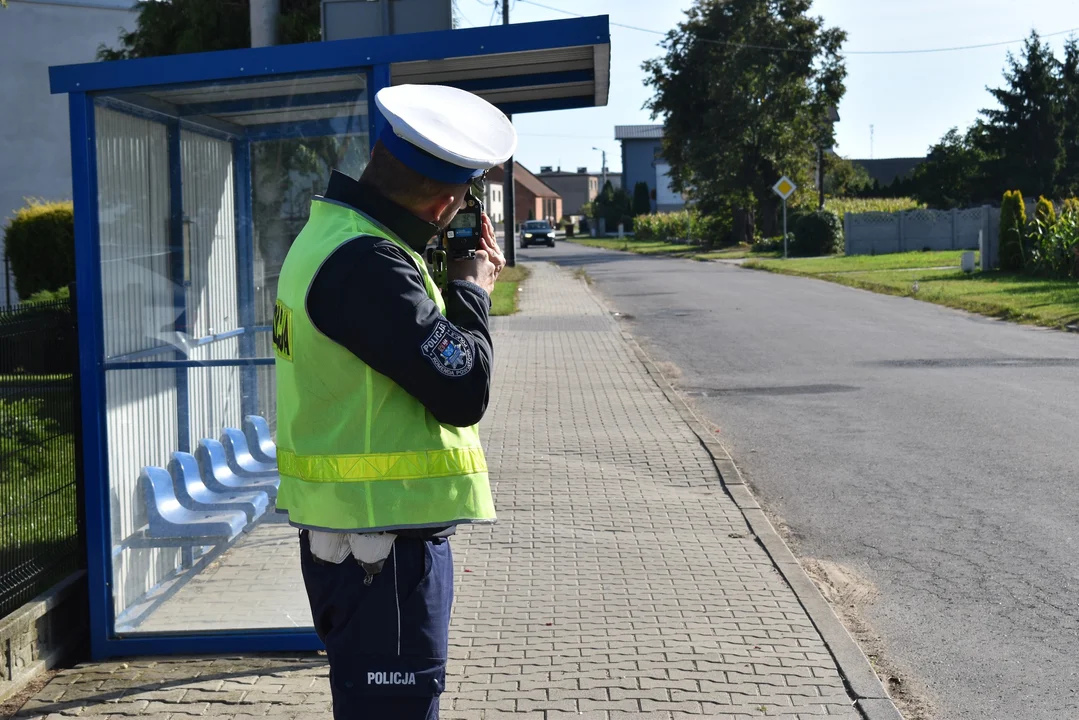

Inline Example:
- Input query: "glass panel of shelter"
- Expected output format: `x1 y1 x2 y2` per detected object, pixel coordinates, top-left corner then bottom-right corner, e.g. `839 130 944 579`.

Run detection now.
94 70 370 635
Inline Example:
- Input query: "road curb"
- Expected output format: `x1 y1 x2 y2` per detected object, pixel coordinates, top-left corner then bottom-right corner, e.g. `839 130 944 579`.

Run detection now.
617 329 903 720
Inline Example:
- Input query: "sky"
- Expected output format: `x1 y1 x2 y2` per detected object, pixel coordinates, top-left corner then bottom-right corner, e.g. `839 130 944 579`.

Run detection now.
453 0 1079 174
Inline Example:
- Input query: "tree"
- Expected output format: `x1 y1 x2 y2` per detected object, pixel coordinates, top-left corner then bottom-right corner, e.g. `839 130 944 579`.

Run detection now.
632 182 652 215
822 154 871 197
980 32 1065 200
1059 37 1079 197
999 190 1026 272
592 181 632 231
643 0 846 243
912 126 993 209
98 0 319 60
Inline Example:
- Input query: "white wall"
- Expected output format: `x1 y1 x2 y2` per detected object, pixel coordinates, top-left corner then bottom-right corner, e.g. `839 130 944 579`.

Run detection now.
484 180 504 225
0 0 136 304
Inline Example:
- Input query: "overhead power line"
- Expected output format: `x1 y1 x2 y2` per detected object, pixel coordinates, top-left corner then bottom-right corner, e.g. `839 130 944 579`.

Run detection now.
515 0 1079 57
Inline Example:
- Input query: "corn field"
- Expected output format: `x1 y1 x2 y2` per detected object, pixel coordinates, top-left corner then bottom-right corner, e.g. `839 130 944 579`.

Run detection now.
825 197 926 215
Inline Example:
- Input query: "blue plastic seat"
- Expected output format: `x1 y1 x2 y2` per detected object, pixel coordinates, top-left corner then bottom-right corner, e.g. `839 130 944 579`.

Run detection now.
168 452 269 523
139 466 247 542
220 427 278 477
196 438 279 501
243 415 277 464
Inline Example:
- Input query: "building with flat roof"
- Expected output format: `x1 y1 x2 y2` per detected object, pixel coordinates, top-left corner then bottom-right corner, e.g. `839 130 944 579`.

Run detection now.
535 168 603 217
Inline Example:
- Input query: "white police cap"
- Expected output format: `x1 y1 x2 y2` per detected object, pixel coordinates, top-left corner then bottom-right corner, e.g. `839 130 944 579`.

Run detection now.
374 84 518 185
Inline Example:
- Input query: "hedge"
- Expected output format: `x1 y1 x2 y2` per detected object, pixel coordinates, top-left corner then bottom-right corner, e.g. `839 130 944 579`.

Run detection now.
999 190 1025 272
791 210 843 257
3 200 75 300
633 210 729 247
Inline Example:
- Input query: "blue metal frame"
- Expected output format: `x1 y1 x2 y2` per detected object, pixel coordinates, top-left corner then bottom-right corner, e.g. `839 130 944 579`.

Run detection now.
69 92 113 661
49 16 610 94
105 632 322 654
370 64 391 147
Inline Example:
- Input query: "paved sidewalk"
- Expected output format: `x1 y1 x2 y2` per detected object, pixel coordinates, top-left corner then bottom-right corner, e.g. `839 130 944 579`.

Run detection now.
15 262 861 720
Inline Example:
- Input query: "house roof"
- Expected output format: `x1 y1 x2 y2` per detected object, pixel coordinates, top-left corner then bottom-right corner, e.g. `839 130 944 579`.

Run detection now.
615 125 663 140
851 157 925 185
489 162 561 198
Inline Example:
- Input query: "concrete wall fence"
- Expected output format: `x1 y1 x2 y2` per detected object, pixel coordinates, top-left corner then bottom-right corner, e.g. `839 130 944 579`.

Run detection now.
844 206 1000 258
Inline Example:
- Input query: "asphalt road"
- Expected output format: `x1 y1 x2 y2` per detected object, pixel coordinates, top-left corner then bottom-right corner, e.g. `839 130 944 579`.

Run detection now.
521 241 1079 720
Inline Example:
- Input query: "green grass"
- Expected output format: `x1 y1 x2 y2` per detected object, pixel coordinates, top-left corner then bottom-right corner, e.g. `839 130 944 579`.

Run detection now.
572 238 698 255
569 237 780 261
746 250 973 275
490 265 532 316
745 252 1079 329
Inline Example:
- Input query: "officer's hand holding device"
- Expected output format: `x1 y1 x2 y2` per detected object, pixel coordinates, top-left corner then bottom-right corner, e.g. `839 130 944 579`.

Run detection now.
432 183 503 294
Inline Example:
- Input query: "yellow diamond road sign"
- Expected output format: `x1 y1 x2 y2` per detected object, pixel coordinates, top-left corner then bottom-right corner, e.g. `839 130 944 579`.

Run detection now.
773 176 797 200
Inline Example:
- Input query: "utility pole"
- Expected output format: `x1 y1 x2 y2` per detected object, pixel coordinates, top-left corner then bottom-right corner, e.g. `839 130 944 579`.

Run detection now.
502 0 516 266
250 0 279 47
593 147 607 189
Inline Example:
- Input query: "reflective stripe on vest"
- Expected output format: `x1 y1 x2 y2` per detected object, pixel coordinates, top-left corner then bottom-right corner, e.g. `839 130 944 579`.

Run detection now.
273 198 496 532
277 447 487 482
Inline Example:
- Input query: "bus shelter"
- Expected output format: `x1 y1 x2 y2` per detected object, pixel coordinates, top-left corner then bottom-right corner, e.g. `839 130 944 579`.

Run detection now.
48 15 610 659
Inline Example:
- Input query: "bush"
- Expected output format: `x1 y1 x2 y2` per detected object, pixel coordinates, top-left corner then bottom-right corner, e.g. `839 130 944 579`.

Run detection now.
26 286 70 305
630 210 731 247
791 210 843 257
689 212 730 247
632 182 652 216
1026 208 1079 278
1061 197 1079 217
1034 196 1056 228
3 200 75 301
999 190 1026 272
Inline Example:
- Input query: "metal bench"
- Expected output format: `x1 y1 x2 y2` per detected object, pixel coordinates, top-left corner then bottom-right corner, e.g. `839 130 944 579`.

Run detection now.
168 451 270 524
196 438 280 501
220 427 278 478
243 415 277 464
135 466 248 567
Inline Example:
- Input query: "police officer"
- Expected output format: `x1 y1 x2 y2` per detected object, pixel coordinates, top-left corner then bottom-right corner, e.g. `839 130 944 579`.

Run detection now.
272 84 516 719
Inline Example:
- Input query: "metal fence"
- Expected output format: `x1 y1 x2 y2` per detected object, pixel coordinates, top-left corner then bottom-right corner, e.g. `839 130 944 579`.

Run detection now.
0 296 81 618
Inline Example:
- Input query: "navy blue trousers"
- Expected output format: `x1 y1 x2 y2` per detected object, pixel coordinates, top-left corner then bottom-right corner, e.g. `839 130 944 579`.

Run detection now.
299 531 454 719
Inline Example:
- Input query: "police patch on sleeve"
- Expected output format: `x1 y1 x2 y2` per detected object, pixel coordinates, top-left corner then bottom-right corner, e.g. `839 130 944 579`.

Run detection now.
421 321 474 377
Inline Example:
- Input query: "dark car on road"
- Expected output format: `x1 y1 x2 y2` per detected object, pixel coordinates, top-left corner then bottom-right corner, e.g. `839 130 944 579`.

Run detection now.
520 220 556 248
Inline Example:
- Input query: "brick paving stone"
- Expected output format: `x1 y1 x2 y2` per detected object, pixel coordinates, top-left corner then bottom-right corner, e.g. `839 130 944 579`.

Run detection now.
15 261 860 719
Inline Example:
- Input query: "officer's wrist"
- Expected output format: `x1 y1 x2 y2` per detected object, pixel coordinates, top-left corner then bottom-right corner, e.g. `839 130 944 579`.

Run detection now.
449 279 492 303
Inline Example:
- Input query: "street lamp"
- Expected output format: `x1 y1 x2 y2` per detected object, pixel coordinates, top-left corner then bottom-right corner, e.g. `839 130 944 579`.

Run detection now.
592 147 608 189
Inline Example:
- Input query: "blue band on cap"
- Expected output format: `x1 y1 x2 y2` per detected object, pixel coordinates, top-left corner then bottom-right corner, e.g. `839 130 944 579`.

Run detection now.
379 127 484 185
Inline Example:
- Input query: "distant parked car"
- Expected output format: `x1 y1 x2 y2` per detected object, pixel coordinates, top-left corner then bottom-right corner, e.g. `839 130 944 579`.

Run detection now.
520 220 555 248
